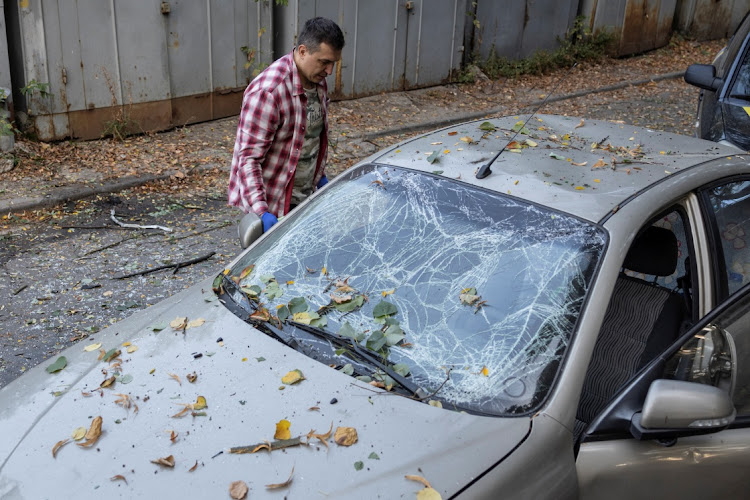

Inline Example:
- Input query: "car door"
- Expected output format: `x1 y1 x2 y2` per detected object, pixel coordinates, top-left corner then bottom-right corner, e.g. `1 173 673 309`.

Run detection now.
576 285 750 499
575 177 750 498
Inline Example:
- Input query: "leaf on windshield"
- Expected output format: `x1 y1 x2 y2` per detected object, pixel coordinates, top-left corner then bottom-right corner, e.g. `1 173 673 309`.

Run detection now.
229 480 249 500
277 304 290 322
281 369 305 385
339 322 366 342
393 363 410 377
292 311 312 324
373 300 397 323
366 330 387 352
264 281 283 300
288 297 308 314
83 342 102 352
266 465 294 489
45 356 67 374
151 455 175 468
334 294 365 313
382 289 395 297
459 288 480 306
384 324 405 346
241 284 262 297
330 293 352 303
428 400 443 408
341 364 355 375
274 419 291 440
77 416 103 447
481 366 489 377
237 264 255 281
334 426 358 446
426 150 441 164
52 439 69 458
250 307 271 321
479 121 496 132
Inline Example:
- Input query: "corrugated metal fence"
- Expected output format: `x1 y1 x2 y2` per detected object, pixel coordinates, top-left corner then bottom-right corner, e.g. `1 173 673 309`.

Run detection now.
2 0 747 140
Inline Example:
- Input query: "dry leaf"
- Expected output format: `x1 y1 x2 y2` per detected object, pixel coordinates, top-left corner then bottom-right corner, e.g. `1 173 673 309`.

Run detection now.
229 480 249 500
52 439 69 458
418 488 443 500
571 161 588 167
481 366 489 377
575 118 585 129
187 372 197 383
83 342 102 352
168 430 178 442
429 142 442 145
172 406 191 418
266 466 294 489
170 317 188 331
126 345 138 354
281 369 305 385
428 400 443 408
592 159 607 169
72 427 86 441
114 393 137 413
97 349 106 361
151 455 175 467
250 308 271 321
187 318 205 329
274 419 291 440
110 475 127 484
188 460 198 472
334 426 358 446
77 416 103 447
168 372 182 385
306 422 333 448
100 376 116 389
406 475 432 488
459 136 475 144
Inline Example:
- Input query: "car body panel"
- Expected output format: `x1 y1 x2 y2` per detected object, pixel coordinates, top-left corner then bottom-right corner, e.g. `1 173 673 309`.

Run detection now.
0 277 531 499
372 114 735 222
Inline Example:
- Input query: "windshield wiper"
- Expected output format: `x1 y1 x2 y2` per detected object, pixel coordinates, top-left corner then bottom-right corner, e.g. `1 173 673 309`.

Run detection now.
286 321 427 399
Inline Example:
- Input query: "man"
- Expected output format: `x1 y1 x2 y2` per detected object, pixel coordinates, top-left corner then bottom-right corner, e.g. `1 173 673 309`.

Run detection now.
228 17 345 232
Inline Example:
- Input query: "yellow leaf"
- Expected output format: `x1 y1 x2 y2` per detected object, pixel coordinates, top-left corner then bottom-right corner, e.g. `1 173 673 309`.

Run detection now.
417 487 443 500
459 136 474 144
481 366 489 376
525 139 537 147
575 119 585 129
72 427 86 441
193 396 207 410
428 400 443 408
126 345 138 354
321 267 327 275
52 439 69 458
83 343 102 352
562 134 570 141
406 475 433 488
274 419 291 440
281 369 305 385
443 149 450 154
334 426 358 446
382 289 395 297
575 186 585 190
122 342 131 347
292 312 312 325
592 159 607 169
286 280 295 285
187 318 205 329
594 179 601 183
170 317 188 330
77 416 103 447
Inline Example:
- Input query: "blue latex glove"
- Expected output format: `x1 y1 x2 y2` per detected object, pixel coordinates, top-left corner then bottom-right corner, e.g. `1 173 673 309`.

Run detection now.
261 212 278 233
316 175 328 189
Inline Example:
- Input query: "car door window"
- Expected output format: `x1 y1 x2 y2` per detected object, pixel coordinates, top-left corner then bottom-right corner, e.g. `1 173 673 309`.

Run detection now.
730 47 750 99
702 179 750 298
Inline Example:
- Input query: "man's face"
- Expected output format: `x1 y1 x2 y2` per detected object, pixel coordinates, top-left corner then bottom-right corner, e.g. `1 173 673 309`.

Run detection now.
296 42 341 87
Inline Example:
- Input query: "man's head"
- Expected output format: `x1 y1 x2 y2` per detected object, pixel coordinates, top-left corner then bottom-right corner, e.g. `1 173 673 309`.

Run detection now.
294 17 345 88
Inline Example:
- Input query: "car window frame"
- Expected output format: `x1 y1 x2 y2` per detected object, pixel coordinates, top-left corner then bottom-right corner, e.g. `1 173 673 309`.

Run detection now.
698 174 750 304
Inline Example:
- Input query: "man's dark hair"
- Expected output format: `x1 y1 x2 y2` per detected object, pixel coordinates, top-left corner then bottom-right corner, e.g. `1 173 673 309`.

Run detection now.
297 17 345 53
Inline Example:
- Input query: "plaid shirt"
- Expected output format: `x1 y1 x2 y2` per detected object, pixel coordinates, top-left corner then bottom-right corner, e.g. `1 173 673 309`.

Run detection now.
228 51 329 216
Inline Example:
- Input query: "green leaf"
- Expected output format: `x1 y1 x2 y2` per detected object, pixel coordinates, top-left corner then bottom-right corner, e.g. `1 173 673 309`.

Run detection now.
355 375 372 383
119 374 133 384
151 322 168 332
241 284 262 297
259 274 275 283
103 348 121 362
392 363 410 377
354 461 364 471
334 294 364 313
366 330 387 352
511 121 530 135
368 452 380 460
479 121 497 132
256 356 266 362
335 348 348 356
384 324 405 346
45 356 67 374
277 305 290 322
426 150 441 164
288 297 308 314
549 153 567 161
432 170 444 175
341 364 354 375
310 315 328 328
264 281 283 300
338 322 366 342
373 300 397 322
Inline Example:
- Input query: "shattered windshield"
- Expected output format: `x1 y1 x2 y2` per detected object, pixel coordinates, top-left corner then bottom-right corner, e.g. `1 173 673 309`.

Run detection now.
223 165 606 415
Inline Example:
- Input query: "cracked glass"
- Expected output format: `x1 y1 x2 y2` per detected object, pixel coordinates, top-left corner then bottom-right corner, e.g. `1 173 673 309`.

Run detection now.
225 165 606 415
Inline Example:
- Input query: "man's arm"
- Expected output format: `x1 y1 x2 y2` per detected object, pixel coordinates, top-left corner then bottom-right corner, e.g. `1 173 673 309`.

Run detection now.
230 89 280 215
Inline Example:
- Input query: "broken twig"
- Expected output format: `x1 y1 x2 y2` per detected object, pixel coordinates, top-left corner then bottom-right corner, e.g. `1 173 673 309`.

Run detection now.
112 251 215 279
110 209 172 232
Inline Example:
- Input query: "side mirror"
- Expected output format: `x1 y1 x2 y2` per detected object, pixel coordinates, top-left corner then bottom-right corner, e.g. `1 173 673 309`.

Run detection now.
684 64 723 92
238 212 263 249
630 379 735 440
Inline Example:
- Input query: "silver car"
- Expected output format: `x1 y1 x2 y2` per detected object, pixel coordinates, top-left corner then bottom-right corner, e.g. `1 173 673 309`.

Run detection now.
2 115 749 499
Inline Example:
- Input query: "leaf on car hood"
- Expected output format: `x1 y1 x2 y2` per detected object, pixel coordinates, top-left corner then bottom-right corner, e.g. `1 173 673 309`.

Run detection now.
168 372 182 385
229 480 249 499
83 342 102 352
266 465 294 489
72 427 86 441
150 455 175 467
100 376 116 389
114 393 138 414
334 426 358 446
52 439 69 458
77 416 103 448
281 369 305 385
170 317 188 331
110 475 127 484
187 318 205 329
229 436 306 454
187 372 197 383
406 475 443 499
306 422 334 448
274 419 291 440
172 396 207 418
45 356 67 374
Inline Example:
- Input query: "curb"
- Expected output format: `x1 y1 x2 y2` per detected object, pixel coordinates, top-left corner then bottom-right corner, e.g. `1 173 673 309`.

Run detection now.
1 71 686 215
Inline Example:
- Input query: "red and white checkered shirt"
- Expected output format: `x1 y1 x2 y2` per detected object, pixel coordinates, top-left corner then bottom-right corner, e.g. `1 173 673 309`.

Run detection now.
228 51 329 216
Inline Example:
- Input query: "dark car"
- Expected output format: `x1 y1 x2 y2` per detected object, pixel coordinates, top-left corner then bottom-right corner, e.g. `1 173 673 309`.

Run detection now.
685 12 750 150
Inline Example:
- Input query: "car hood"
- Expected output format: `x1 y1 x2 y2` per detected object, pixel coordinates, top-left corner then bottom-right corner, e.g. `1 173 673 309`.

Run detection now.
0 277 530 498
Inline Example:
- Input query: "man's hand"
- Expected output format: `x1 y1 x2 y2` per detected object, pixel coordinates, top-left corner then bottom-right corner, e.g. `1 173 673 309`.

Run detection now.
261 212 278 232
316 175 328 189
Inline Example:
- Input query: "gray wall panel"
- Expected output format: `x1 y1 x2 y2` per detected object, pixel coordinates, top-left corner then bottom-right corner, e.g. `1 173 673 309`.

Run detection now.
75 0 120 109
55 0 85 112
675 0 750 39
167 0 211 98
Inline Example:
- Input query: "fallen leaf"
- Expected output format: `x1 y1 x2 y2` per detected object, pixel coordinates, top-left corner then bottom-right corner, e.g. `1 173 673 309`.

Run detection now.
571 161 588 167
188 460 198 472
45 356 67 374
266 465 294 489
187 372 197 383
229 480 249 500
100 376 116 389
428 400 443 408
382 289 395 297
354 461 364 471
426 150 440 164
77 416 103 447
418 487 443 499
83 343 102 352
549 153 567 161
525 139 538 147
406 475 433 488
187 318 205 329
448 131 458 135
592 159 607 169
168 372 182 385
170 317 188 331
459 136 474 144
275 419 291 440
193 396 207 410
575 119 585 129
52 439 69 458
306 422 334 448
102 348 121 363
281 369 305 385
334 426 358 446
430 141 443 145
481 366 489 377
126 345 138 354
72 427 86 441
167 429 179 442
114 393 138 413
151 455 175 467
110 475 127 484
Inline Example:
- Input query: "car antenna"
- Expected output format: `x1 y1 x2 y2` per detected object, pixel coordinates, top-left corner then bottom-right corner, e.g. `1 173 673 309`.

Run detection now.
476 62 578 180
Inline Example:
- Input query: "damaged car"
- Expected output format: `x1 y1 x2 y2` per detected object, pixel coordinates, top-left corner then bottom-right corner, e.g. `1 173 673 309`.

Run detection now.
1 115 750 499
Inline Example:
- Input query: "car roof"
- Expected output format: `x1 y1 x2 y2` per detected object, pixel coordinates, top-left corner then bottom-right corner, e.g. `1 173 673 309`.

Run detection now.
372 114 739 222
